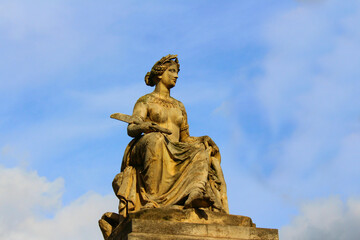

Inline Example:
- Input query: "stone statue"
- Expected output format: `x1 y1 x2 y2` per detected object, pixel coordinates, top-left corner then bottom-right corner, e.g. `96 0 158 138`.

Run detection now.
99 54 229 239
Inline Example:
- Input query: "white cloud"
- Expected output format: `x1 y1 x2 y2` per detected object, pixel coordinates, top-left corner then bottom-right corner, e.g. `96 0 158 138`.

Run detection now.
0 165 63 233
1 0 360 234
281 197 360 240
0 165 118 240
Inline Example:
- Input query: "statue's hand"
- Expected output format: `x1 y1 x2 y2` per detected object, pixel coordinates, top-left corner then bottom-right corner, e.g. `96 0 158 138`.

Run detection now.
202 135 219 156
139 121 154 133
141 122 172 135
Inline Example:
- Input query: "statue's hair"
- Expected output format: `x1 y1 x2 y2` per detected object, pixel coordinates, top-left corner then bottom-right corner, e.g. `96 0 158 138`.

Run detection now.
145 54 180 87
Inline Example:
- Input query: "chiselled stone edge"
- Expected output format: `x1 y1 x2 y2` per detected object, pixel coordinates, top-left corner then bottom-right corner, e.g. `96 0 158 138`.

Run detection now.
127 208 256 227
109 218 279 240
127 232 277 240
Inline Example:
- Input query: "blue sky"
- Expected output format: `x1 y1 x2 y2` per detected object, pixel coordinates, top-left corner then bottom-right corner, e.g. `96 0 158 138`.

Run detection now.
1 0 360 239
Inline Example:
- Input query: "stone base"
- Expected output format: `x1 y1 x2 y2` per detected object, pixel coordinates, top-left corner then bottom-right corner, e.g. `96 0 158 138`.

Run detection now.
108 208 278 240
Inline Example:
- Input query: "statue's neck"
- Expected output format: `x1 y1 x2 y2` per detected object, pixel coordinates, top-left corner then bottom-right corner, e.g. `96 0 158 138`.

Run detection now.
153 83 170 99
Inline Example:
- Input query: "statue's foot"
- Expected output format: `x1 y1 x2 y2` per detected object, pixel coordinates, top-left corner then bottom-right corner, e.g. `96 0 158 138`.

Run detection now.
99 212 121 240
184 190 214 209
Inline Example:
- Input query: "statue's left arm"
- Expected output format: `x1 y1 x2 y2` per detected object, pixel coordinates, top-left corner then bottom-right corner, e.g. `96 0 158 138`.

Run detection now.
179 102 219 156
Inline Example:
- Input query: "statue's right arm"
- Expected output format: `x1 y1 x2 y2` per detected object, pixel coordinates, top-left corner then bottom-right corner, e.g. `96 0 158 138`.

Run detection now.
127 101 149 138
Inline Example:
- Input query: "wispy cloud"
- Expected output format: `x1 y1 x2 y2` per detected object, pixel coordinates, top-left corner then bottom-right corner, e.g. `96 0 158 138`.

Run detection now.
224 0 360 228
281 196 360 239
0 164 117 240
1 0 359 235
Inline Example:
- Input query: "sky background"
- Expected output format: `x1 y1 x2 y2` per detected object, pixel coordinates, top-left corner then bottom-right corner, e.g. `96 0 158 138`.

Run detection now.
1 0 360 239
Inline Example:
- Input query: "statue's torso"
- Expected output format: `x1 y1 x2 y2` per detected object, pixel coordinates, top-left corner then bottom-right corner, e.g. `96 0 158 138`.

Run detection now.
138 94 185 142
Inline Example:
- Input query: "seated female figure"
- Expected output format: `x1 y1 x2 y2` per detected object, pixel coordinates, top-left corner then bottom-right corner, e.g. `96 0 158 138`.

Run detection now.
100 55 228 239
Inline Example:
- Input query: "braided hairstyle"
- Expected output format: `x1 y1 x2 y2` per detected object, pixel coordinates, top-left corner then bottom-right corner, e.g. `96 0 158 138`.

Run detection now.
145 54 180 87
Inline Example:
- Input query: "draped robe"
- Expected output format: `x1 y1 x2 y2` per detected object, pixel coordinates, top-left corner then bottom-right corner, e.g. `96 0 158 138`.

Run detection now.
99 94 228 239
112 94 228 217
113 131 228 217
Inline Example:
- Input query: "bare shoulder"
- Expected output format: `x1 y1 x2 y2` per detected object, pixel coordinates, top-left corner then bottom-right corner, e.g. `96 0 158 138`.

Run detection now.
135 93 152 105
170 97 187 115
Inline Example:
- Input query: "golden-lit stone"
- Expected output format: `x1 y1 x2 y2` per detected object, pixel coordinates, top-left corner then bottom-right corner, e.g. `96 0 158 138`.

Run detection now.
107 208 278 240
99 55 278 240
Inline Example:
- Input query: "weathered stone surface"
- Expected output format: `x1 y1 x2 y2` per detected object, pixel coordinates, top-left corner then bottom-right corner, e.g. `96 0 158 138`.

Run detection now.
100 54 230 239
127 208 255 227
108 208 278 240
99 55 279 239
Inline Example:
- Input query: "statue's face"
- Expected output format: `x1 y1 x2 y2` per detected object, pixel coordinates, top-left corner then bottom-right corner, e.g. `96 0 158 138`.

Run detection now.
159 64 178 89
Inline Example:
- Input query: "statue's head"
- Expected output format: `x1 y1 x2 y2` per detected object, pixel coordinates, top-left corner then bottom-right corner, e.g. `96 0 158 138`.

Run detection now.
145 54 180 87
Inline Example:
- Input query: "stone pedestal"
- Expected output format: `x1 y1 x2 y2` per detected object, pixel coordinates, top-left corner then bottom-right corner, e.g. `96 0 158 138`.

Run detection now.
108 208 278 240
